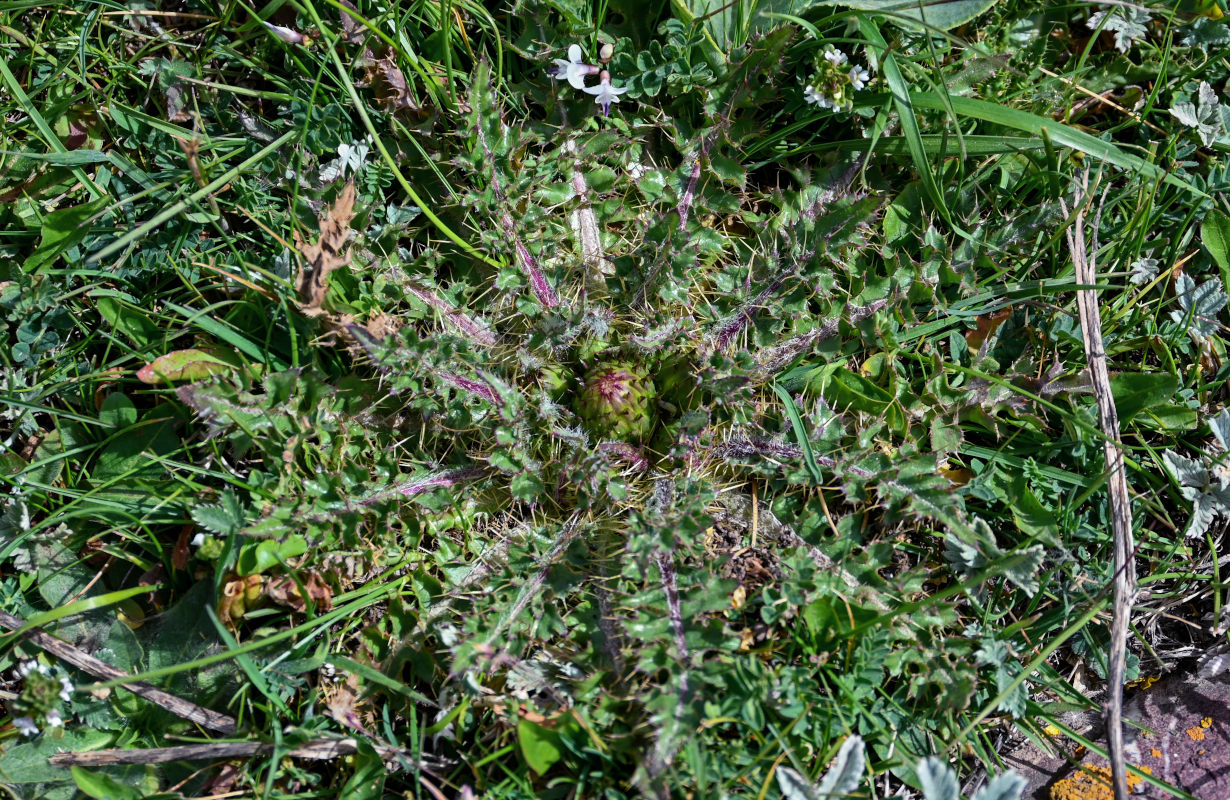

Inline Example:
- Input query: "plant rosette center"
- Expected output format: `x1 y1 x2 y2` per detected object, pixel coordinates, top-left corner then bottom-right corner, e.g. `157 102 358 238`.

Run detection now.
578 361 657 441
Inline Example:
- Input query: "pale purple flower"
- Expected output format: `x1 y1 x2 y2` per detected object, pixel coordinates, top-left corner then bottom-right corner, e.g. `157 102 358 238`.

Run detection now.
550 44 598 90
59 676 73 703
582 70 628 116
13 716 38 737
45 710 63 728
262 21 305 45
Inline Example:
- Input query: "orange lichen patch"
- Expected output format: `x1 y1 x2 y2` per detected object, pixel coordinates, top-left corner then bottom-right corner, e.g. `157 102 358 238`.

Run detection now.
1151 748 1162 758
1187 726 1207 741
1049 764 1147 800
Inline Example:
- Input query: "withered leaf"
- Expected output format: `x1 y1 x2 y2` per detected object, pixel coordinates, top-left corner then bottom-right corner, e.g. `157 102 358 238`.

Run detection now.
294 181 356 316
172 524 192 571
356 48 420 114
265 571 334 612
338 0 365 44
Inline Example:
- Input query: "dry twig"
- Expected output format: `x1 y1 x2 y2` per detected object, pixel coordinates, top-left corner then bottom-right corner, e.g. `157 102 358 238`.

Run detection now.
1059 170 1137 800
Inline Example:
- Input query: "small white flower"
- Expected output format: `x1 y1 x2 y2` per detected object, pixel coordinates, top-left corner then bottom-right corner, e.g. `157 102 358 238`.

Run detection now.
824 46 848 66
551 44 598 90
17 660 35 678
848 65 871 91
13 716 38 737
190 532 206 547
59 676 74 703
45 710 63 728
262 21 305 45
1129 257 1160 285
803 84 834 109
582 70 628 116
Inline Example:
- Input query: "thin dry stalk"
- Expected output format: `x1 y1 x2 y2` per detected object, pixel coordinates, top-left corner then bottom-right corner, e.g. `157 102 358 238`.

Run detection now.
565 138 610 293
1059 171 1137 800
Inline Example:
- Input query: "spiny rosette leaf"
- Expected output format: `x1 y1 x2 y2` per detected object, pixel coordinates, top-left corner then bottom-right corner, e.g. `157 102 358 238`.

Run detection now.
578 360 657 441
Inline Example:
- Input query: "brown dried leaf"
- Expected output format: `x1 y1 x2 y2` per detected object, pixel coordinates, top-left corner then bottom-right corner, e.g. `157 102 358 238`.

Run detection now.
172 524 192 571
295 181 356 315
265 572 334 613
338 0 365 44
356 48 420 114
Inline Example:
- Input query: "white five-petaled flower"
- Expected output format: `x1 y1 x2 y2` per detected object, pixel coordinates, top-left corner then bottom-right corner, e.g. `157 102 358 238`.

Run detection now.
848 65 870 91
261 21 305 45
551 44 599 90
824 46 848 66
582 70 628 116
45 710 64 728
13 716 38 737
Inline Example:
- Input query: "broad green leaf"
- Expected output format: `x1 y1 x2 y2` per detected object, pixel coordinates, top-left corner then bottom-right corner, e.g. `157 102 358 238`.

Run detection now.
585 166 618 192
236 534 308 575
72 767 144 800
511 472 544 502
825 0 998 29
814 367 907 433
6 149 111 166
1203 209 1230 290
22 197 109 273
91 408 178 483
535 183 574 205
95 295 161 350
1109 372 1177 422
518 717 563 775
708 154 746 187
986 467 1059 547
136 348 243 384
98 392 137 430
0 729 113 784
1137 404 1198 433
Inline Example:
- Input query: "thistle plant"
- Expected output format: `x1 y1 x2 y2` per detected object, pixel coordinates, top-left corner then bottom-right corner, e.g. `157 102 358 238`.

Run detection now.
11 2 1220 796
